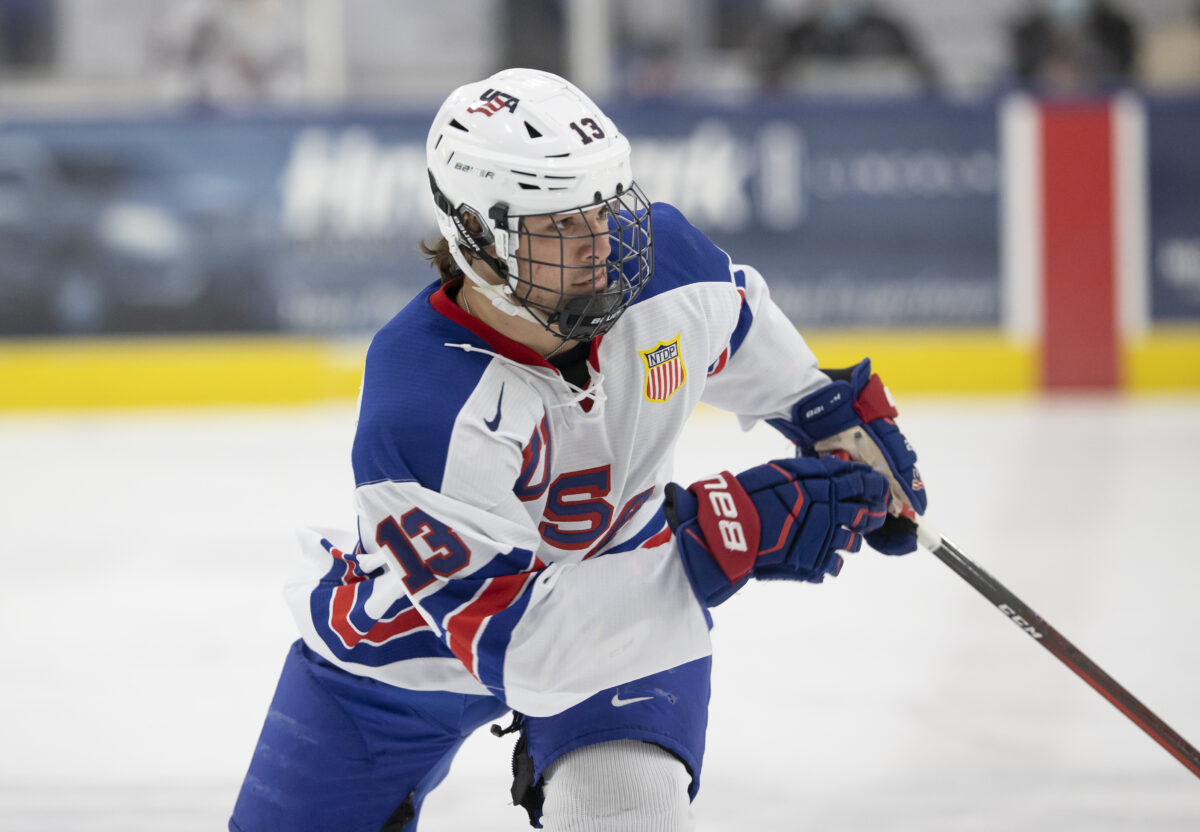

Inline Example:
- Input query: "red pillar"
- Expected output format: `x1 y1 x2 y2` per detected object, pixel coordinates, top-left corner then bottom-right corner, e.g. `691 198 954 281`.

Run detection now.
1040 102 1118 389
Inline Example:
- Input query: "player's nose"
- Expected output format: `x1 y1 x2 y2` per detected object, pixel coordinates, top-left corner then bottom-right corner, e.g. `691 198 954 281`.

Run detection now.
571 233 607 267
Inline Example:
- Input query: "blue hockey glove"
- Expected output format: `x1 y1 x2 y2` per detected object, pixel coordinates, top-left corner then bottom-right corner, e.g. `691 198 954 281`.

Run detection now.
768 357 926 555
665 456 891 607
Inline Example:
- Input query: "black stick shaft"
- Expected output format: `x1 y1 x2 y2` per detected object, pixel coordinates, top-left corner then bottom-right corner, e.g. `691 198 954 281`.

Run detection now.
924 530 1200 780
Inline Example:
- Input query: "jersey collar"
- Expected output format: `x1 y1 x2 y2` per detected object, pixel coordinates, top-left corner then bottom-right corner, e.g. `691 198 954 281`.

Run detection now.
430 279 556 370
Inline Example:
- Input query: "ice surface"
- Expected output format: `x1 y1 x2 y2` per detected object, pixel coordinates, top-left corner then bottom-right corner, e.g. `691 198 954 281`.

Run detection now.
2 396 1198 830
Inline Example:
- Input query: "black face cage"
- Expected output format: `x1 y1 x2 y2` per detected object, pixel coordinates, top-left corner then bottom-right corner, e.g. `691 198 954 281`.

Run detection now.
506 183 653 342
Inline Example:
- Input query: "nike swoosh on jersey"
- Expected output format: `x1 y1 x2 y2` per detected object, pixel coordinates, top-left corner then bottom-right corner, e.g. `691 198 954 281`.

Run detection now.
610 693 654 708
484 383 505 431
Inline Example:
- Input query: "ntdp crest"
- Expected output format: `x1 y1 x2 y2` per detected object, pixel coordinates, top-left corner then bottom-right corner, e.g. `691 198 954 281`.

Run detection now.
639 334 687 403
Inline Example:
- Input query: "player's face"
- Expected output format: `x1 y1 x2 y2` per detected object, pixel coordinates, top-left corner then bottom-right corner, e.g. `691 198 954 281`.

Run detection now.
514 203 612 318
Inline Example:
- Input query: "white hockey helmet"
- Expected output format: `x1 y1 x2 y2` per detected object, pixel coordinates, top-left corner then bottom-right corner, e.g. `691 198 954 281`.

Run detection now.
426 67 653 341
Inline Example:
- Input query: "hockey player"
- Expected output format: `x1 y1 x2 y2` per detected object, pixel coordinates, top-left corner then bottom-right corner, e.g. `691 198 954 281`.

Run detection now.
230 68 927 832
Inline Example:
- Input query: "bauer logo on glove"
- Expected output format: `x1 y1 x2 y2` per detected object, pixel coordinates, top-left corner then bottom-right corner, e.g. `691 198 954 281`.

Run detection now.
768 357 927 555
665 457 891 607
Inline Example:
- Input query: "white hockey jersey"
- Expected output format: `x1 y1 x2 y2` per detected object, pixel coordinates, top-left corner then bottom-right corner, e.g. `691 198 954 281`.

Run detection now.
285 203 830 717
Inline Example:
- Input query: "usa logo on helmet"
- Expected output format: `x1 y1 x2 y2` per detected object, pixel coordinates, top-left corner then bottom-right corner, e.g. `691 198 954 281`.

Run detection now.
467 88 519 117
639 335 686 403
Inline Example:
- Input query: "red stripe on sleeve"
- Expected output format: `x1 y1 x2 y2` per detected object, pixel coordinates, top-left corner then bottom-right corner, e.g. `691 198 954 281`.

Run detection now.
642 526 674 549
707 348 729 377
328 547 429 648
445 572 537 679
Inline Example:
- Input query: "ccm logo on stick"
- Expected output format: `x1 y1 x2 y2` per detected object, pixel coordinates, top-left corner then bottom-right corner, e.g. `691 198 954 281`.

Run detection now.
1000 603 1044 639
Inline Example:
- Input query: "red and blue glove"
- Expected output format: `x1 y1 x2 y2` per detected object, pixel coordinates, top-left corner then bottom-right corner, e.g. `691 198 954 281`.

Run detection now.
665 456 891 607
769 357 926 555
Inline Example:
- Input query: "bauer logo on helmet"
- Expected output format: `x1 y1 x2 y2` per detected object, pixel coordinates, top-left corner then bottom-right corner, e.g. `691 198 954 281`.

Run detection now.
453 161 495 179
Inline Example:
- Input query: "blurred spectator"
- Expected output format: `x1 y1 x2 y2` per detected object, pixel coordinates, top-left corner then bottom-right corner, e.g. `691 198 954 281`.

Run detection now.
613 0 702 97
1141 1 1200 92
1011 0 1137 93
759 0 939 96
499 0 566 77
0 0 55 72
150 0 304 111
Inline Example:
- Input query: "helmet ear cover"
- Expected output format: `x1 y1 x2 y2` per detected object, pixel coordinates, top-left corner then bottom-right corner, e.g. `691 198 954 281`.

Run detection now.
428 170 510 277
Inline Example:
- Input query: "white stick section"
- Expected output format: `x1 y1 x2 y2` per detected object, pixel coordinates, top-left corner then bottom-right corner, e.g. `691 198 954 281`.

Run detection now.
1113 92 1149 339
1000 93 1042 345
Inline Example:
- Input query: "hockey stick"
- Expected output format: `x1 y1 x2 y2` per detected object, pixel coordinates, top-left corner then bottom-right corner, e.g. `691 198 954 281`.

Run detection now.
916 523 1200 780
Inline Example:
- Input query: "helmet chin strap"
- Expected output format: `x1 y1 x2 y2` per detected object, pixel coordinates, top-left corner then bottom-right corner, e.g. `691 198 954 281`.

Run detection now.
445 218 622 342
447 242 553 329
450 245 626 343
